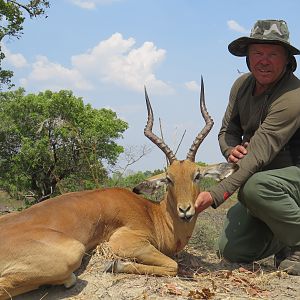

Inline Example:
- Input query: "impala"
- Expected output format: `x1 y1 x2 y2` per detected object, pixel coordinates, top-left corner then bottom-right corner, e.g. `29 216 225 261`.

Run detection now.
0 78 237 300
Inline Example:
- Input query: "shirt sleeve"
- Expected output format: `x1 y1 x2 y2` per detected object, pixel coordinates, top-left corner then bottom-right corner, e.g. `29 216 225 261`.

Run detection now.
218 74 250 159
210 86 300 208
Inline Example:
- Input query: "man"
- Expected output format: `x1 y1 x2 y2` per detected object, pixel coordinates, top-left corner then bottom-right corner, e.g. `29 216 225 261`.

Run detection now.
195 19 300 275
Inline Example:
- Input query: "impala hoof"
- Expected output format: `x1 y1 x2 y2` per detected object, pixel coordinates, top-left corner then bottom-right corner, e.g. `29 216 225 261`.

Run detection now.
64 273 77 288
100 260 120 273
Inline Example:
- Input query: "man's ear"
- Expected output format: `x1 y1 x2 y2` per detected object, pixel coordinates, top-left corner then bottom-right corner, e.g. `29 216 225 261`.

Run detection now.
132 173 167 195
199 162 238 182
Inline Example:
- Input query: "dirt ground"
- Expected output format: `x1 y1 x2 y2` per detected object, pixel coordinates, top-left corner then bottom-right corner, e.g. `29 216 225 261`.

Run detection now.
12 246 300 300
1 195 300 300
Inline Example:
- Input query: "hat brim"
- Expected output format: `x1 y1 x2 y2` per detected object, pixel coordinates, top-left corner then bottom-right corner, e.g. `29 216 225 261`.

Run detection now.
228 37 300 57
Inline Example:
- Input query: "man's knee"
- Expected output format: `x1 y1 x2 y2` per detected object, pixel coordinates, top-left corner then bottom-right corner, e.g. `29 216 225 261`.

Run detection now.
217 202 261 263
239 172 272 211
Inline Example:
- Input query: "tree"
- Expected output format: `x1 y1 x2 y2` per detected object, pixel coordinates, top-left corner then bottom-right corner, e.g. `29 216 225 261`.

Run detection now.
0 88 128 201
0 0 50 89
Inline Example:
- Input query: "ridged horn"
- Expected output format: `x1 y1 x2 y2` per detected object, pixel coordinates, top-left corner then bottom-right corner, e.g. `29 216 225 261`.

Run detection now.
186 76 214 162
144 87 176 164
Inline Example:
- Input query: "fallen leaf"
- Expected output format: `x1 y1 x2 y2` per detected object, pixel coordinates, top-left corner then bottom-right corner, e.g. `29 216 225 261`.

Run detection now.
188 288 215 299
164 283 183 295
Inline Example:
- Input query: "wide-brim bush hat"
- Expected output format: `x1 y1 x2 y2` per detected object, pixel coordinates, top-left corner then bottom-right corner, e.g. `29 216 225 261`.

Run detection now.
228 19 300 57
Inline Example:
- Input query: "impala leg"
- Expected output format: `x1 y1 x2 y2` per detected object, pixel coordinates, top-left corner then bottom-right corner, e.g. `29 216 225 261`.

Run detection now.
0 272 78 300
107 229 178 276
0 278 39 300
0 230 85 299
112 246 178 276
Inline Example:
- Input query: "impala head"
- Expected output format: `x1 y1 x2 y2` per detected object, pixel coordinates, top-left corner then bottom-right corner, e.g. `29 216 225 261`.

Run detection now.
163 159 202 222
133 77 236 222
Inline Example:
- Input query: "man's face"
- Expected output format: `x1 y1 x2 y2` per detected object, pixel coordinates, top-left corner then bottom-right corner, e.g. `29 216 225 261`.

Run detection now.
248 44 288 87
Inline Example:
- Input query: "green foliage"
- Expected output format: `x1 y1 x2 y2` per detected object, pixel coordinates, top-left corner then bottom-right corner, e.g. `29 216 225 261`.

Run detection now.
196 161 207 167
0 88 128 201
107 171 148 189
200 177 218 191
196 161 220 191
0 68 13 89
106 170 166 203
151 168 165 176
0 0 50 89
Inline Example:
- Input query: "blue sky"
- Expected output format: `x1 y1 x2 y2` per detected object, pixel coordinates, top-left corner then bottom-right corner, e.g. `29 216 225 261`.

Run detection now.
2 0 300 172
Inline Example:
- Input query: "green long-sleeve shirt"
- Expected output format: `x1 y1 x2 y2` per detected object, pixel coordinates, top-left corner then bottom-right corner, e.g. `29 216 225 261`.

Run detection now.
209 71 300 208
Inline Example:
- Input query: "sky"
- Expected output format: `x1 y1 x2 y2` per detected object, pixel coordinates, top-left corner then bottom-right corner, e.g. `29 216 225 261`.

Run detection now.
2 0 300 173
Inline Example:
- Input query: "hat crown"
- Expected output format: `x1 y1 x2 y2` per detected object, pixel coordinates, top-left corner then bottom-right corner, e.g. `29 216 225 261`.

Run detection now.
228 19 300 58
250 20 290 44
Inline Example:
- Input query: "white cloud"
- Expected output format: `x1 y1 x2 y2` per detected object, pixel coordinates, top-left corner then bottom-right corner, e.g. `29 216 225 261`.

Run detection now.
69 0 121 9
15 32 172 94
2 44 28 68
21 55 93 91
72 32 173 93
184 80 199 92
227 20 249 34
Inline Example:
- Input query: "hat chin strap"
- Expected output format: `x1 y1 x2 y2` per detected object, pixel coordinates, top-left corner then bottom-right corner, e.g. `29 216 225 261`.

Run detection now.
288 55 297 72
246 56 251 71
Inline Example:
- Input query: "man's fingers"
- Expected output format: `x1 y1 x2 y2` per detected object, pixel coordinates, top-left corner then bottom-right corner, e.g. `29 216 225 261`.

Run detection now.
228 144 248 163
228 155 239 163
236 145 248 155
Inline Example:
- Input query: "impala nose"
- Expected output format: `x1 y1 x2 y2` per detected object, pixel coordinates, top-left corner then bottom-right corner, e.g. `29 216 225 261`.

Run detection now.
178 204 194 222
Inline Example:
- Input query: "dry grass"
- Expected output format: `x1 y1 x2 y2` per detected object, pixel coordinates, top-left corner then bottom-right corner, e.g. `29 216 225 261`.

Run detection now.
57 242 298 300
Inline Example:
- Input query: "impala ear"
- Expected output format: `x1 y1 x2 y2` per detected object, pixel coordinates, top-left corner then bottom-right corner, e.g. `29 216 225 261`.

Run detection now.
200 162 238 182
133 173 167 195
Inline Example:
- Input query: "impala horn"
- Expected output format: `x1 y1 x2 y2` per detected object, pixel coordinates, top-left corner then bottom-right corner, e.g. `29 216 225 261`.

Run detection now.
144 87 176 164
186 76 214 162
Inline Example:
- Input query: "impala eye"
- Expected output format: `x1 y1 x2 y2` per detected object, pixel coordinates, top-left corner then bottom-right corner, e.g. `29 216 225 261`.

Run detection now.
194 171 202 183
165 175 174 186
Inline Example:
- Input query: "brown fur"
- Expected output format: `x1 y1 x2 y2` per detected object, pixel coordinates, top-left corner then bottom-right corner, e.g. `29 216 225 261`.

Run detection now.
0 160 239 299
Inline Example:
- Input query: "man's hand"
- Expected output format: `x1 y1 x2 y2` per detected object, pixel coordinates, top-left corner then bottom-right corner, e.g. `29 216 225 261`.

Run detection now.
228 142 249 163
195 191 213 213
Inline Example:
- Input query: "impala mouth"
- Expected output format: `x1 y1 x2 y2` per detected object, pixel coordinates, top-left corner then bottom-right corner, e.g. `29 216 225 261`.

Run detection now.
178 204 195 222
178 211 195 222
180 214 194 222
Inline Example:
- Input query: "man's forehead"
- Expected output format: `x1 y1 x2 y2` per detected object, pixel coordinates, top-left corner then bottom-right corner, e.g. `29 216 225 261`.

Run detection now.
248 43 286 52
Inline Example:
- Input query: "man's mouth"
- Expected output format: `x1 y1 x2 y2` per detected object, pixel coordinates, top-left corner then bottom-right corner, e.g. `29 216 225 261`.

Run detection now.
258 68 271 73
